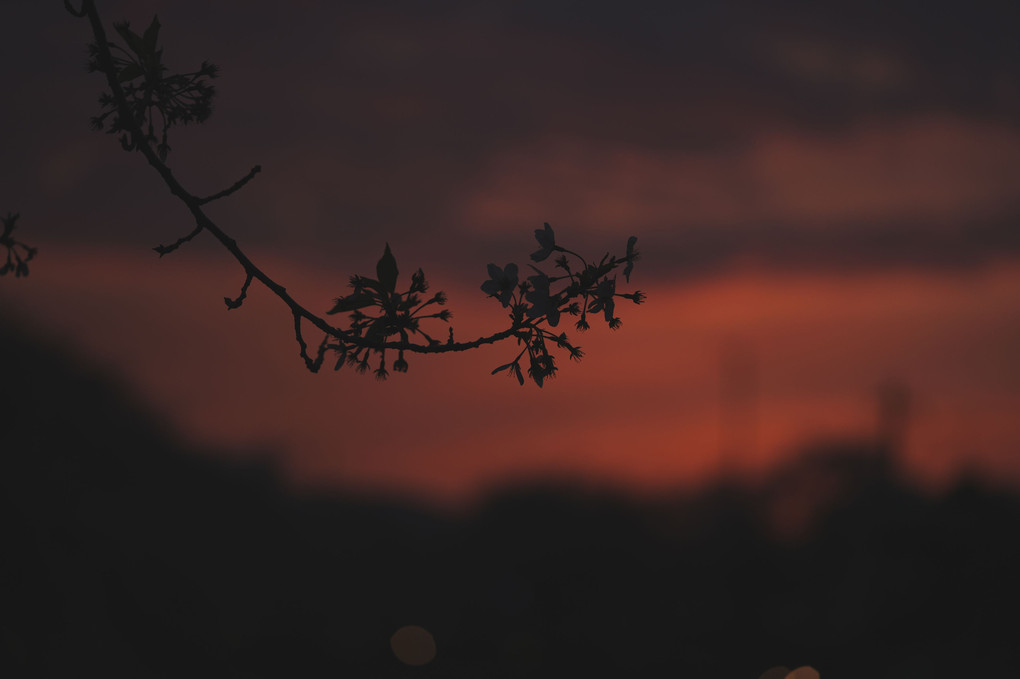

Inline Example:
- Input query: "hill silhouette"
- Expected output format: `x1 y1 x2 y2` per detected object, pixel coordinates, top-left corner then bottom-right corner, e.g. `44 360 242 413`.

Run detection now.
1 317 1018 677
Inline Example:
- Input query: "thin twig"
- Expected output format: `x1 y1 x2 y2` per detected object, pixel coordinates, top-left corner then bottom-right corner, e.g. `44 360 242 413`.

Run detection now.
197 165 261 205
293 312 329 372
224 271 254 309
153 223 202 256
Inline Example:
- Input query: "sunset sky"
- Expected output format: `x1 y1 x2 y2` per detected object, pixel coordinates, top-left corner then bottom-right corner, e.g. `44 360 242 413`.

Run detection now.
2 0 1019 504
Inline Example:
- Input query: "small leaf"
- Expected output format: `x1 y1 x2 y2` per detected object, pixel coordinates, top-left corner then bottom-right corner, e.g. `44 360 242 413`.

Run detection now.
143 15 161 53
115 22 147 58
490 362 514 376
624 236 638 282
327 293 374 314
376 243 399 293
530 222 557 262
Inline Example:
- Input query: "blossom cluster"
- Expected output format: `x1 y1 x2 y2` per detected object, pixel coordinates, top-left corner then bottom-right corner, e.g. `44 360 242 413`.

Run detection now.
326 244 451 379
74 5 646 386
88 16 218 160
483 223 643 387
0 213 36 278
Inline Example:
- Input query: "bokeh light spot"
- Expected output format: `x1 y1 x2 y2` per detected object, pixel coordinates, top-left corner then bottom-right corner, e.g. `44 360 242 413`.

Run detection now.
787 666 820 679
390 625 436 666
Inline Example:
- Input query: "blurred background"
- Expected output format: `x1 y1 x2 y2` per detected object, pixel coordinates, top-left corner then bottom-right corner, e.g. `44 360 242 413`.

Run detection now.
2 0 1019 676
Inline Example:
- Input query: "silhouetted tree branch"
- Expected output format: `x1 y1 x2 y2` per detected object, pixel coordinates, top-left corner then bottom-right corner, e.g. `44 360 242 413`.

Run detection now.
0 213 36 278
67 0 645 386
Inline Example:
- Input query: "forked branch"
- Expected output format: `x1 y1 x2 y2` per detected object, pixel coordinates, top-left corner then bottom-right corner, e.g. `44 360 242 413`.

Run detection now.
68 0 645 386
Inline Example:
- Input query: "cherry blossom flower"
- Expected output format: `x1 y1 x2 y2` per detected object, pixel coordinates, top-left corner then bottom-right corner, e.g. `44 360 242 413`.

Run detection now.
530 222 557 262
480 263 519 307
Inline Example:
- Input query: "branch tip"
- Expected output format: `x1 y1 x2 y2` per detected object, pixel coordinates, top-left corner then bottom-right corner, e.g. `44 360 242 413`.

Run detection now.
224 272 254 310
154 224 203 257
198 165 262 205
64 0 88 17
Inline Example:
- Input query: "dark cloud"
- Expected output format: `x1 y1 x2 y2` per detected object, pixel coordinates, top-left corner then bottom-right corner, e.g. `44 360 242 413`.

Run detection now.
637 211 1020 283
3 0 1020 280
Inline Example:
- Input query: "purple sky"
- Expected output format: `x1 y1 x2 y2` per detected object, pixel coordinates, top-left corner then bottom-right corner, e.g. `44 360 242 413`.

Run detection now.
3 0 1020 502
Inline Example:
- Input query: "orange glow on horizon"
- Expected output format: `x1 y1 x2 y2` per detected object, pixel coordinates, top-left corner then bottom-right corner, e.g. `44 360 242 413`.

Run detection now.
2 246 1019 504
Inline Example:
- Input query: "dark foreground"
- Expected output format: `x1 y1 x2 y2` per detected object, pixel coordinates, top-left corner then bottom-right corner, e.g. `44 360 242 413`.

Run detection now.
2 320 1017 678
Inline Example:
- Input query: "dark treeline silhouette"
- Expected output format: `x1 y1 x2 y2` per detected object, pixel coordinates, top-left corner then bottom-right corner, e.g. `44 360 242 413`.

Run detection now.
2 318 1018 678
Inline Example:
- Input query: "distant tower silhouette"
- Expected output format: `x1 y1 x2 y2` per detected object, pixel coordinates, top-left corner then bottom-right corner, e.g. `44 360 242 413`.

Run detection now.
717 340 758 475
875 378 911 467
